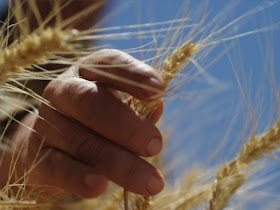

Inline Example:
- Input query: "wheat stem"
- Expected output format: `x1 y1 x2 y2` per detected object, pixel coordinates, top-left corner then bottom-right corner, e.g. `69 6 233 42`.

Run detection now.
124 189 128 210
0 201 52 208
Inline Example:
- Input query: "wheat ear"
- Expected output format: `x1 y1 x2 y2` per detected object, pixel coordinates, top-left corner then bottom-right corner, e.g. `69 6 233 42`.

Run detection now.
210 119 280 210
130 42 201 118
0 28 78 84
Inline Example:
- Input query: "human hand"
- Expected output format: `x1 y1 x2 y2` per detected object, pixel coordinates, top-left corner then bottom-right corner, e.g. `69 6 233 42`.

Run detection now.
7 49 165 198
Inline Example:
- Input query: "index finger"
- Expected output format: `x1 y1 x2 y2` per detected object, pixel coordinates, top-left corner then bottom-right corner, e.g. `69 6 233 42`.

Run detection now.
76 49 166 100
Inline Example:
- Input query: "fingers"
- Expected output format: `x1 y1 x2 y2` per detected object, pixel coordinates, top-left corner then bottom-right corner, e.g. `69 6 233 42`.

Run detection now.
76 49 166 100
32 147 108 198
43 78 163 157
37 49 166 197
77 134 165 195
32 107 165 195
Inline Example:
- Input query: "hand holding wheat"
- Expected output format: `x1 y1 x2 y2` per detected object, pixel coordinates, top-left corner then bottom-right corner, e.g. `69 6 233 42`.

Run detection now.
0 49 165 198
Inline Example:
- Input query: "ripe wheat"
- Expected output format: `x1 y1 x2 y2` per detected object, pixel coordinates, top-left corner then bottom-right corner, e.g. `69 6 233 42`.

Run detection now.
210 120 280 210
0 28 77 84
130 42 201 118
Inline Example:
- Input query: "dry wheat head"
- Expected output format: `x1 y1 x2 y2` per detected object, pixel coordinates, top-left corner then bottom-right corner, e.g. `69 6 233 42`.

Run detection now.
210 120 280 210
0 28 78 84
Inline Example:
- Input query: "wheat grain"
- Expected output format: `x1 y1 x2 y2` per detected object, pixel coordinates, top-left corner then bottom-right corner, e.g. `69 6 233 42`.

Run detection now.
0 28 78 84
130 42 201 118
174 188 212 210
210 120 280 210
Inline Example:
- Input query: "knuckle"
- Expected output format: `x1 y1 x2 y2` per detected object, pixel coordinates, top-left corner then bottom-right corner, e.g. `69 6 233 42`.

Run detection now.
97 49 122 57
95 49 132 65
49 78 97 108
103 50 122 63
72 84 99 125
75 84 97 107
61 80 80 98
97 48 120 55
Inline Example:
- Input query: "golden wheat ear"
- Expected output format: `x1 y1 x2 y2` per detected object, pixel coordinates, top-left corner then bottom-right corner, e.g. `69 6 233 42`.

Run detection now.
0 0 107 82
130 41 201 119
209 119 280 210
0 28 78 84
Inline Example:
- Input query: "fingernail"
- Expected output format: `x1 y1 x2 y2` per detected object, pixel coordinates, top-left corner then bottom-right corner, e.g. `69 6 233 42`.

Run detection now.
146 171 164 195
146 137 162 156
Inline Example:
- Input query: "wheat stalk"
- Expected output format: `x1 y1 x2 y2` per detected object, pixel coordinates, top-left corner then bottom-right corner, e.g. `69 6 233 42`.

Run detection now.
210 119 280 210
0 28 78 84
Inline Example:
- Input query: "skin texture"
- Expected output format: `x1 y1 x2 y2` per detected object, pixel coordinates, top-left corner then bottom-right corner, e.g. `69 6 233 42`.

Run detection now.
1 49 165 199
